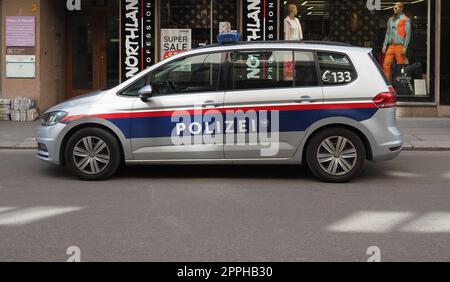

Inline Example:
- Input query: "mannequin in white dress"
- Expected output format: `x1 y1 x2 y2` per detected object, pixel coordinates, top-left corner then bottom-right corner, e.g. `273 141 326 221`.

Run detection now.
284 4 303 41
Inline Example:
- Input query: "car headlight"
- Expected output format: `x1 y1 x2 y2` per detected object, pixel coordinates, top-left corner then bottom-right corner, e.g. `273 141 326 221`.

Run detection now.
41 111 68 126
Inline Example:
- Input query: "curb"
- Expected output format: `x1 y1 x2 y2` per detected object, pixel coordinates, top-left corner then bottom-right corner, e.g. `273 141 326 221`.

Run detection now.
0 139 38 150
402 147 450 152
0 145 38 150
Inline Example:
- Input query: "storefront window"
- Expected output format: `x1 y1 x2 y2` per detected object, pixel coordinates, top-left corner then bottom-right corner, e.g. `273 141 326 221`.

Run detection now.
160 0 239 59
280 0 432 102
212 0 238 43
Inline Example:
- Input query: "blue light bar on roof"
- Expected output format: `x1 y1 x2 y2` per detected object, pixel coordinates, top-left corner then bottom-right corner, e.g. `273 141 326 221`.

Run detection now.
217 32 241 45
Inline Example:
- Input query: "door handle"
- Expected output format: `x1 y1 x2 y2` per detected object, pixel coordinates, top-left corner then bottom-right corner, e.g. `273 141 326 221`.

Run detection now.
295 96 319 103
202 100 220 108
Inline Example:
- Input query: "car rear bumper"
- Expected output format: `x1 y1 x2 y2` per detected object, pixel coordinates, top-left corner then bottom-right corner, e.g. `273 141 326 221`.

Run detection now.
361 108 403 162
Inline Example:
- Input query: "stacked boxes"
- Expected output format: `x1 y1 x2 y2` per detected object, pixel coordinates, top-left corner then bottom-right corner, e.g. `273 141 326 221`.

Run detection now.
0 99 12 121
9 97 39 122
27 109 40 122
12 96 35 111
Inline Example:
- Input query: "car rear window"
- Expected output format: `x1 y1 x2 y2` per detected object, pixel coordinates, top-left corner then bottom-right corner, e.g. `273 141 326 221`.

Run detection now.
317 52 357 86
369 51 390 86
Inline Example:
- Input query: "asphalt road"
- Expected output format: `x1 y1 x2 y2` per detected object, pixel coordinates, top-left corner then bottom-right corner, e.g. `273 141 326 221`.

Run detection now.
0 150 449 262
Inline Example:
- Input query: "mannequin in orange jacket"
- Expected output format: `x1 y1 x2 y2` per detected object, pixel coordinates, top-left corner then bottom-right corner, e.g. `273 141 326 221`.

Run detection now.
382 2 411 82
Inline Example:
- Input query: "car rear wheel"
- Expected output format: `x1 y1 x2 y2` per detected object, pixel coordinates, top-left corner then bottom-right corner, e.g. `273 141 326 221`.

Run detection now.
306 128 366 183
65 128 121 181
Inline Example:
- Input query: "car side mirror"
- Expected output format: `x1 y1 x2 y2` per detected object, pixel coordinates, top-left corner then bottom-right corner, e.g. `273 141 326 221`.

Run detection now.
138 85 153 102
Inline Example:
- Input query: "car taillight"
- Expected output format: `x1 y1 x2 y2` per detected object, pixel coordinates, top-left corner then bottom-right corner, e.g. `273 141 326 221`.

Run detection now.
373 86 397 108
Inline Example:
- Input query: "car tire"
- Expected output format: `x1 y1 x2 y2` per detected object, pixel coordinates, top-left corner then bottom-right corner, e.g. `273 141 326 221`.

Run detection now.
306 127 366 183
65 127 121 181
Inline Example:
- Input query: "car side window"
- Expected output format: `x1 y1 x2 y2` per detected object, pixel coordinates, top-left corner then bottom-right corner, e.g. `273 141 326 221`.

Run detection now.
119 77 147 97
233 50 294 90
317 52 357 85
294 51 319 87
149 52 222 95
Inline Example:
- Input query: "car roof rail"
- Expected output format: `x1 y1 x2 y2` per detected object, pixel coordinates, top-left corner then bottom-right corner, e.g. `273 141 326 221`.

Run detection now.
197 40 353 49
296 40 353 47
236 40 353 47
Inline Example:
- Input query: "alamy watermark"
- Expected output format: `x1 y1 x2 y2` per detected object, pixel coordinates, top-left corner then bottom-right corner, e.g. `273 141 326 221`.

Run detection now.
366 0 382 11
170 106 280 157
367 246 381 262
66 0 81 11
66 246 81 262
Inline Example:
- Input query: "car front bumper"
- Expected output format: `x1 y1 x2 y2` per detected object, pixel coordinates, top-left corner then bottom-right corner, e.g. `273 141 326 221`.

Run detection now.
36 123 67 165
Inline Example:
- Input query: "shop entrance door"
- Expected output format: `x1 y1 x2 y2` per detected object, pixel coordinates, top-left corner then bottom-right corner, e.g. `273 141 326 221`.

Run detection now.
66 10 119 99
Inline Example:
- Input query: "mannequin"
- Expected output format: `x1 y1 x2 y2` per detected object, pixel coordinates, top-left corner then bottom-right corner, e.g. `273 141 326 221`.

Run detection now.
382 2 411 82
284 4 303 41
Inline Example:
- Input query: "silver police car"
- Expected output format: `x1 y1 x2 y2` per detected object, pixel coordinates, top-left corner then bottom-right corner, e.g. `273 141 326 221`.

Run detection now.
36 36 403 182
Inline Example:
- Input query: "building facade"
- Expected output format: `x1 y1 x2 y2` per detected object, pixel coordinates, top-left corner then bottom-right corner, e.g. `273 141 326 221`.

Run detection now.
0 0 448 116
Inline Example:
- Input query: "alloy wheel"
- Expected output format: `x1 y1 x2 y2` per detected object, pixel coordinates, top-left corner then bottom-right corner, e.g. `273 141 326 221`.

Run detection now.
72 136 111 175
316 136 358 176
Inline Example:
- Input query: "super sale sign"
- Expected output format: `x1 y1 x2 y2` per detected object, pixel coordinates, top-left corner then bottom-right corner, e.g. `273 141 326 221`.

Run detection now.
160 29 192 60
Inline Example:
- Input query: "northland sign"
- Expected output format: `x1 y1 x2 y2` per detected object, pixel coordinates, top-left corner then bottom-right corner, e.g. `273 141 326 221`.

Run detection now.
121 0 156 82
243 0 278 41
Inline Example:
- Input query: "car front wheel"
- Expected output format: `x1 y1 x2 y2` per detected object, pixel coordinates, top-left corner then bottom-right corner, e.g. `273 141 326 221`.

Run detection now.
65 127 121 181
306 128 366 183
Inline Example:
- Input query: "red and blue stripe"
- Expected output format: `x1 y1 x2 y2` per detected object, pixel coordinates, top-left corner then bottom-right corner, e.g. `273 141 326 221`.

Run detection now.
61 102 379 139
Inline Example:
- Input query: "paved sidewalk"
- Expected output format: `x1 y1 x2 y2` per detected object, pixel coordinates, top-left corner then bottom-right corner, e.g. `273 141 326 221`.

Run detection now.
0 118 450 151
0 120 40 149
399 117 450 151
